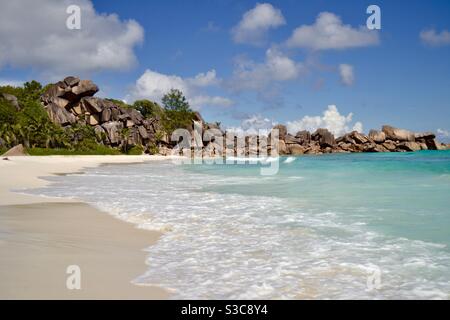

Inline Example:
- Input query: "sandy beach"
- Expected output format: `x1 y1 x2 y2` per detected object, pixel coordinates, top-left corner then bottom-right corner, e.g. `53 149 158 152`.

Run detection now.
0 155 176 299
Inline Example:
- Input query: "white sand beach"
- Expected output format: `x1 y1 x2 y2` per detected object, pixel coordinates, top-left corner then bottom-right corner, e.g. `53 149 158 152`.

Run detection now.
0 155 178 299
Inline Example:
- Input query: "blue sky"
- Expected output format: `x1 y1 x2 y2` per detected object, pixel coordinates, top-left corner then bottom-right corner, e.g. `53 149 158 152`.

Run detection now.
1 0 449 138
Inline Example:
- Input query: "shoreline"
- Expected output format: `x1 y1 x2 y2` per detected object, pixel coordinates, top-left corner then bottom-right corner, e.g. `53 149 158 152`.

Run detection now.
0 155 180 299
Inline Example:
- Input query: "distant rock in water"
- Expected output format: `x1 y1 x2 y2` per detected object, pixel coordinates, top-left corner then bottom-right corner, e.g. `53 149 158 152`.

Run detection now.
2 144 29 157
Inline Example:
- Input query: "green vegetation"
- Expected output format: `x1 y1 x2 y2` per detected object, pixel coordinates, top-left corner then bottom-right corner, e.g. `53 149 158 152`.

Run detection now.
126 144 144 155
132 99 164 118
0 80 198 156
161 89 196 133
27 146 122 156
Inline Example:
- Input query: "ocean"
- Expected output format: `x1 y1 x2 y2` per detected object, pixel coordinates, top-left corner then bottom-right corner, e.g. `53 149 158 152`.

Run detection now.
27 151 450 299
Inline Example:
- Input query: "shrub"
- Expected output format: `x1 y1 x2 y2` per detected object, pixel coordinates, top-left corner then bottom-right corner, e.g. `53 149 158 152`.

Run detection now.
127 144 144 155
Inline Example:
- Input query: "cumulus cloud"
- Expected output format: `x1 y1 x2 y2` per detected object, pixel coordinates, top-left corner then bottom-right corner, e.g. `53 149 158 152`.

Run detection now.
437 128 450 138
0 0 143 78
128 69 233 110
232 3 285 45
229 47 304 92
420 29 450 47
226 114 276 136
339 64 355 86
286 12 379 50
286 105 363 137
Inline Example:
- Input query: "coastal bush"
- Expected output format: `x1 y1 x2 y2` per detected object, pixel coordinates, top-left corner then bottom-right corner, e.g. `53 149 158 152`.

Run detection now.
132 99 164 118
127 144 144 155
0 81 198 155
161 89 196 133
27 146 122 156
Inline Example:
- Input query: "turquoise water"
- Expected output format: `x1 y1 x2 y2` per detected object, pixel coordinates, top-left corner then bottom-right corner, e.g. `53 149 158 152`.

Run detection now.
27 151 450 299
187 151 450 247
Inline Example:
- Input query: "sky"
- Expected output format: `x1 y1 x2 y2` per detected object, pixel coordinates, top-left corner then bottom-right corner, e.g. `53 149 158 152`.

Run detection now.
0 0 449 139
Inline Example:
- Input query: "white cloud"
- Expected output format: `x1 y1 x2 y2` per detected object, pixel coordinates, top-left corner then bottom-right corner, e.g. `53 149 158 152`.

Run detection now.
420 29 450 47
0 0 143 78
437 128 450 137
230 47 303 91
190 95 234 108
226 114 276 136
339 64 355 86
128 69 233 110
188 70 219 87
232 3 286 45
286 12 379 50
286 105 363 137
0 79 24 87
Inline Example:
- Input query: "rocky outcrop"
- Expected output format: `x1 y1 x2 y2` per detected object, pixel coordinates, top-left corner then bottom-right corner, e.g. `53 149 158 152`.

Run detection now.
2 144 29 157
382 125 415 142
368 130 386 143
267 125 447 156
312 128 335 147
41 76 162 153
39 76 448 157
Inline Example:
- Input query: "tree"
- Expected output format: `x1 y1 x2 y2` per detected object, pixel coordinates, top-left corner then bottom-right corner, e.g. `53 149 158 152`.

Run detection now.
132 99 163 118
162 89 190 112
161 89 196 133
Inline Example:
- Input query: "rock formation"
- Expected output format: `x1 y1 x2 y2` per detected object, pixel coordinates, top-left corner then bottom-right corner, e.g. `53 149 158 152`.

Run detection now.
268 125 447 155
41 77 163 153
2 144 29 157
39 76 448 157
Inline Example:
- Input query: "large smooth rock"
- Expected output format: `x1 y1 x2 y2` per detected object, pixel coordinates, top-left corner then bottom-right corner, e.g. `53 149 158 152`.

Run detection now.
45 103 76 126
101 121 123 144
1 93 20 110
295 130 311 145
138 126 149 139
111 108 120 121
2 144 29 156
272 125 287 141
288 144 305 155
312 128 335 147
382 125 415 142
351 131 369 144
101 108 112 122
369 130 386 143
52 96 70 109
82 97 103 113
71 80 99 98
275 139 288 155
42 84 65 100
63 76 80 87
397 141 421 152
87 114 100 126
382 140 397 151
305 142 322 154
414 132 436 140
285 134 300 145
127 108 144 124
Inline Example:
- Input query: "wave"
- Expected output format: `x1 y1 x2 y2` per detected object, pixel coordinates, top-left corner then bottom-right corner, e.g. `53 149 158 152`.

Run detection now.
24 160 450 300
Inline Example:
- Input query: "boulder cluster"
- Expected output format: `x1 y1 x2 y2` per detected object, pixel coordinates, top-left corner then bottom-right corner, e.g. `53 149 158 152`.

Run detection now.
271 125 447 155
39 76 448 156
41 76 163 152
